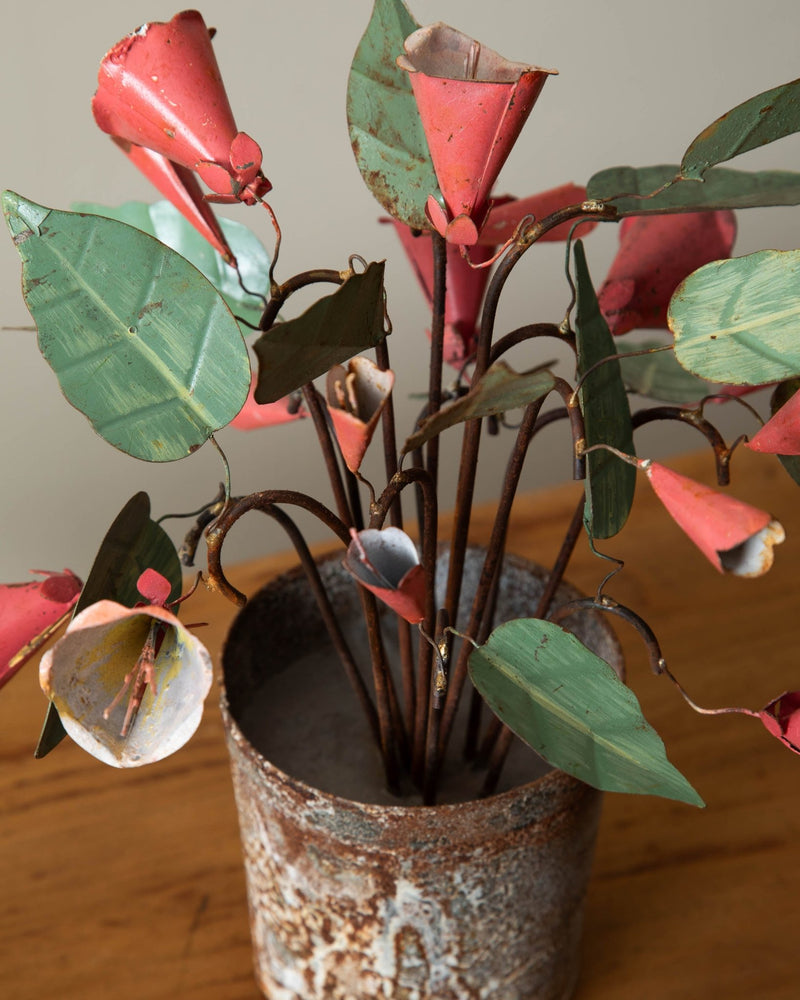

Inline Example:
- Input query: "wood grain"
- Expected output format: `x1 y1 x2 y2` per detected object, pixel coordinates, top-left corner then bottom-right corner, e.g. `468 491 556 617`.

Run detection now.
2 449 798 999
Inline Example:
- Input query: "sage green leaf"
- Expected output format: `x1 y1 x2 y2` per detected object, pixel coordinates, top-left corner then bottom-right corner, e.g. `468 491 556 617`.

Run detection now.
618 337 713 403
3 191 250 462
574 241 636 539
401 362 556 454
346 0 437 229
72 199 270 328
34 492 181 758
469 618 704 806
587 164 800 216
769 379 800 487
253 262 387 403
669 250 800 385
681 77 800 180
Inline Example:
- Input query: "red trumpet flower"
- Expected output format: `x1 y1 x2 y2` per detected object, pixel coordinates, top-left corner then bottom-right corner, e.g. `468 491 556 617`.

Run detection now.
93 10 270 208
397 23 555 245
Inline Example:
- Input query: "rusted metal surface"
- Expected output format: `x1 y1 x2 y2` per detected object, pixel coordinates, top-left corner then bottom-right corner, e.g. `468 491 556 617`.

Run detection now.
221 553 622 999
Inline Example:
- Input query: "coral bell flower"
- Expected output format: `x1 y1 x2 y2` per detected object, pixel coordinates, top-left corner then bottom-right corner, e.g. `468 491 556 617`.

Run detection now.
343 528 426 624
0 569 82 690
39 592 212 768
641 459 784 577
598 211 737 336
397 24 555 246
93 10 270 206
326 357 395 473
759 691 800 754
745 388 800 456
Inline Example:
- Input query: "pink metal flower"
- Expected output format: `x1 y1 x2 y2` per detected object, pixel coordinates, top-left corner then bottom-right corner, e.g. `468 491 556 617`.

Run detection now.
397 23 555 245
759 691 800 754
386 219 493 367
642 460 784 577
343 527 426 624
326 357 395 473
39 589 212 768
114 139 236 263
598 211 737 335
0 569 82 690
478 183 598 245
93 10 270 206
745 388 800 455
230 375 306 431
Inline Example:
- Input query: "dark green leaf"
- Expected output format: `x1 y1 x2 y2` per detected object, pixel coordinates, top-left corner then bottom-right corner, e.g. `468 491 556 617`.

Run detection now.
34 492 182 758
669 250 800 384
681 77 800 179
346 0 437 229
72 199 270 328
401 362 555 454
469 618 704 805
618 337 713 403
574 241 636 539
3 191 250 462
587 164 800 216
253 262 387 403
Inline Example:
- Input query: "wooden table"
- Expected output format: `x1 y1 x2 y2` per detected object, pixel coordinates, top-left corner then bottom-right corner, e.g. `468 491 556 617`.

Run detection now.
2 449 798 999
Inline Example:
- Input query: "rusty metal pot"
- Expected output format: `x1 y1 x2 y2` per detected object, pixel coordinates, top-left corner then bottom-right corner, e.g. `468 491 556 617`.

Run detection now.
221 549 622 1000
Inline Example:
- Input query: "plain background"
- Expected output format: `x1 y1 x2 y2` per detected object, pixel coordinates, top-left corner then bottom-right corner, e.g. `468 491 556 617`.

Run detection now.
1 0 799 580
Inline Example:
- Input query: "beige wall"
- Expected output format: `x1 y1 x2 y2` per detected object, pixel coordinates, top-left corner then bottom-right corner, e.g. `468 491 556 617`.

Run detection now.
2 0 799 578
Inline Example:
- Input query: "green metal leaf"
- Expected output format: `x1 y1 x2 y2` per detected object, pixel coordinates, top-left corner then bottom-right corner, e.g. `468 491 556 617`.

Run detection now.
34 492 182 758
669 250 800 385
681 77 800 180
253 262 387 403
574 241 636 539
769 378 800 487
401 362 556 455
587 164 800 216
469 618 704 806
72 199 270 329
3 191 250 462
346 0 437 229
618 337 713 403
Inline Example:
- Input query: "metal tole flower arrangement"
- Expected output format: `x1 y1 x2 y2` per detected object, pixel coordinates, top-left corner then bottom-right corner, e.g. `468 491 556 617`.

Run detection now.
5 0 800 810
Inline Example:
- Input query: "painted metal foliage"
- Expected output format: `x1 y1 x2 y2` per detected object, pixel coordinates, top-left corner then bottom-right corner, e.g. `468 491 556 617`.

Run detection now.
3 193 250 462
574 241 636 540
346 0 436 230
468 618 704 806
253 262 387 404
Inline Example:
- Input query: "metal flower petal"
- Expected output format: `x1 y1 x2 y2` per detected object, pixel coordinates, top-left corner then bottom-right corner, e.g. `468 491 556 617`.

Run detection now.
92 10 270 205
478 183 598 245
397 23 555 245
39 600 212 767
343 527 426 624
230 375 306 431
642 459 784 577
598 211 737 336
759 691 800 754
326 357 395 473
113 139 236 263
385 219 492 366
0 570 82 690
745 386 800 455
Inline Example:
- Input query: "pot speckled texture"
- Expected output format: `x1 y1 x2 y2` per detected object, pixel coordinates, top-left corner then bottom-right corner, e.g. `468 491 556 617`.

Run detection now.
221 551 622 999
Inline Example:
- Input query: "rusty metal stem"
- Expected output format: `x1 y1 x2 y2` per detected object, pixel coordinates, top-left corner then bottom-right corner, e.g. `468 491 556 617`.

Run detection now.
463 554 504 761
438 397 546 769
370 468 438 785
488 322 572 365
258 268 343 331
302 383 353 528
375 339 417 740
633 406 733 486
426 233 448 496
